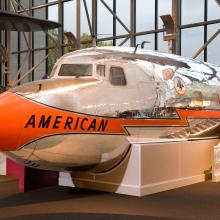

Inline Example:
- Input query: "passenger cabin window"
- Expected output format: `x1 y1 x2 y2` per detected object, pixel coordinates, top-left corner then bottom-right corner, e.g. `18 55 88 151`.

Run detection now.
97 65 105 77
109 67 126 86
58 64 93 77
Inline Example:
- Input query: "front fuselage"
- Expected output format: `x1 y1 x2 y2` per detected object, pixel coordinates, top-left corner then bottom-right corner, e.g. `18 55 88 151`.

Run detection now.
2 47 220 172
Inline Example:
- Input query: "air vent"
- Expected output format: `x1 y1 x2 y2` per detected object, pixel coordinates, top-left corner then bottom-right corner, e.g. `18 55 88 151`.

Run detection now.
24 160 40 168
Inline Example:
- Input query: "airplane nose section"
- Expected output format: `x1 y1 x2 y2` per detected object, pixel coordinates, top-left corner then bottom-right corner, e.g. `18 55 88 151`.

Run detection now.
0 92 22 151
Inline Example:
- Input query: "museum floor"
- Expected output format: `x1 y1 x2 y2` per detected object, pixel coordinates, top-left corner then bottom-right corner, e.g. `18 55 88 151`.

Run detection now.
0 176 220 220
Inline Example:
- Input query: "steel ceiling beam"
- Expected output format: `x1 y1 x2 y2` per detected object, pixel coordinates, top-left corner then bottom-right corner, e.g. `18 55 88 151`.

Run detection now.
130 0 136 47
215 0 220 7
192 29 220 59
100 0 131 34
113 0 116 46
76 0 81 49
92 0 97 46
83 0 93 37
172 0 181 55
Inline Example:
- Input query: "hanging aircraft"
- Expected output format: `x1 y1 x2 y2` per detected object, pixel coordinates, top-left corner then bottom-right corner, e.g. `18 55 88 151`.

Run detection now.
0 9 60 32
0 9 61 89
1 46 220 173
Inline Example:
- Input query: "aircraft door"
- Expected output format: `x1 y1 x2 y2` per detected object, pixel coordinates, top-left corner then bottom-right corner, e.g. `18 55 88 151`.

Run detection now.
137 81 159 113
134 66 161 116
102 62 145 117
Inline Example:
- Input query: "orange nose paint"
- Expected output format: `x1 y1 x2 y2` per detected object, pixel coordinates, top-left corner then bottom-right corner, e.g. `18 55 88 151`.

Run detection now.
0 92 23 151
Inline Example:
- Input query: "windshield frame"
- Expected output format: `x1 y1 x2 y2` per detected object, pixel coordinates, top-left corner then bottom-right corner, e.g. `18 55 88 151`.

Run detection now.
53 62 95 78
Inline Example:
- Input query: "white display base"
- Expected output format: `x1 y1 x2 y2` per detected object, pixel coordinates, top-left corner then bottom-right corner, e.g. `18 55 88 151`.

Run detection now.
59 138 219 197
0 153 6 175
212 143 220 182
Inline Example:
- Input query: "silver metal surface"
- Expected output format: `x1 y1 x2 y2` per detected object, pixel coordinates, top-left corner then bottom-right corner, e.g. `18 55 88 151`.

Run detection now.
6 47 220 172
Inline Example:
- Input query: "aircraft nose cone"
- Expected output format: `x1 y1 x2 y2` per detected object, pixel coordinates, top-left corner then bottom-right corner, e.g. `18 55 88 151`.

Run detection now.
0 92 22 151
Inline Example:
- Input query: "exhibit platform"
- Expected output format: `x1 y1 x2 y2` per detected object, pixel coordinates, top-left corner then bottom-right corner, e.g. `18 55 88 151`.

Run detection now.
1 137 220 196
59 138 220 196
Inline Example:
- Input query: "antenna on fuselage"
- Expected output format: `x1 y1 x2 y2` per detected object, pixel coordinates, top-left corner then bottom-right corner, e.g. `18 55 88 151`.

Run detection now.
133 44 140 55
133 41 150 55
141 41 150 49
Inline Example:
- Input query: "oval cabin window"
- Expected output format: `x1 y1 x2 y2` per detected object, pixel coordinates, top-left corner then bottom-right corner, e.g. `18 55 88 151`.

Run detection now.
109 67 127 86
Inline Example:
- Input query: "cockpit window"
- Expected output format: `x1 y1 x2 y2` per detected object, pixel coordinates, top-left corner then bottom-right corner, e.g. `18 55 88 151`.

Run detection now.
109 66 126 86
97 65 105 77
58 64 93 77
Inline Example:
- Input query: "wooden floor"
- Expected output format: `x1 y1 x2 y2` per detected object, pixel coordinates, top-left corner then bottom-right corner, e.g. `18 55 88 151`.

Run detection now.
0 176 220 220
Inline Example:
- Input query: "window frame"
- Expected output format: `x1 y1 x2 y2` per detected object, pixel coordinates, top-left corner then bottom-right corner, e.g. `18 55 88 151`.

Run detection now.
56 63 94 77
109 66 127 86
96 64 106 78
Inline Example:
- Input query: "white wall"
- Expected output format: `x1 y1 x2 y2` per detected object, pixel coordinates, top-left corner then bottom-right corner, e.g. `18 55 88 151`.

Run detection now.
0 153 6 175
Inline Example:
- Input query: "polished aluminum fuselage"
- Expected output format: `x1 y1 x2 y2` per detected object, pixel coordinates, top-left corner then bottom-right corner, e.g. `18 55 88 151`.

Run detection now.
5 47 220 172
